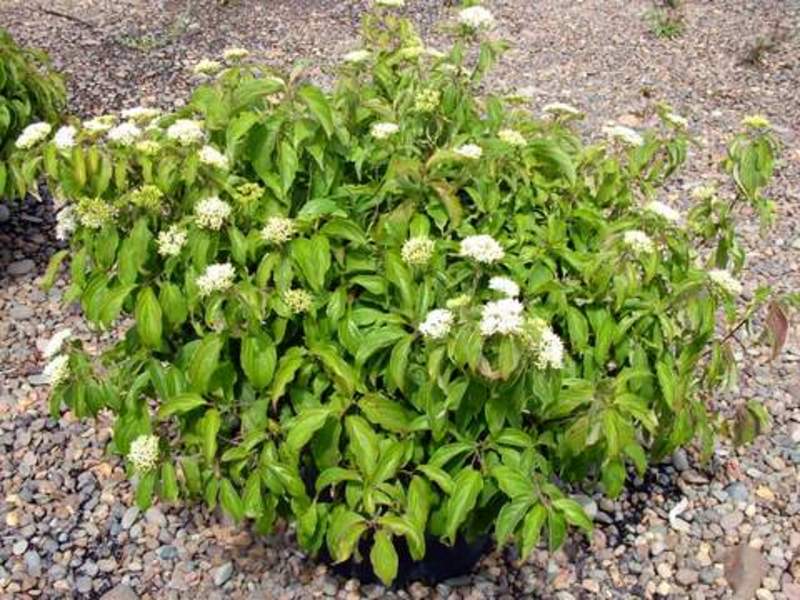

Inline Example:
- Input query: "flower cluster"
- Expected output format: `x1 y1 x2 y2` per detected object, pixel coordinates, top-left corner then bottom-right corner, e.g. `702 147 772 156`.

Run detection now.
498 128 526 147
370 122 400 139
166 119 205 146
742 114 770 129
43 328 72 359
664 112 688 128
53 125 77 151
83 115 116 135
623 230 655 254
199 145 229 170
644 200 681 224
129 184 164 211
127 434 160 472
223 47 250 61
603 125 644 147
414 88 441 112
107 122 142 146
419 309 454 340
157 226 187 257
121 106 161 123
193 58 223 76
76 197 117 229
542 102 581 117
234 182 264 205
401 237 435 266
43 354 70 387
135 140 161 156
454 143 482 160
16 122 52 149
284 289 314 314
55 206 77 241
194 196 232 230
488 276 519 298
197 263 236 296
708 269 742 296
459 234 504 264
375 0 405 7
261 216 297 244
458 6 496 30
480 298 525 336
691 185 717 201
343 49 371 64
522 318 565 370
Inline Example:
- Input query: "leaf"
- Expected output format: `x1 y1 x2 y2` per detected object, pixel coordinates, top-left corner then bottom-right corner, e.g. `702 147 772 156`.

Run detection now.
765 301 788 360
270 347 305 406
327 508 368 563
492 465 535 498
417 464 454 494
199 408 221 463
547 507 567 550
360 393 417 434
387 334 413 394
370 529 399 586
285 407 332 454
160 462 179 502
553 498 593 532
135 287 163 348
291 235 330 293
157 392 206 418
315 467 361 492
219 478 245 522
344 415 379 479
298 84 334 137
135 471 157 510
495 497 533 547
520 504 547 559
310 342 360 396
443 467 483 543
240 335 277 390
188 335 224 394
279 140 298 195
565 307 589 352
355 326 408 366
655 358 678 409
243 471 264 518
40 249 68 291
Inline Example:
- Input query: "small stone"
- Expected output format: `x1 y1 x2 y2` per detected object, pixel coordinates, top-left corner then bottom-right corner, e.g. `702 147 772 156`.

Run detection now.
144 507 166 528
7 259 36 276
76 577 93 594
672 449 690 471
656 581 671 596
100 584 138 600
755 486 775 501
121 506 139 529
651 540 667 557
0 204 9 222
675 568 699 586
574 495 598 521
725 482 749 502
213 562 233 586
581 579 600 594
721 511 744 530
158 545 178 560
10 305 34 320
24 550 41 577
756 590 774 600
12 539 28 555
97 558 118 572
656 562 673 579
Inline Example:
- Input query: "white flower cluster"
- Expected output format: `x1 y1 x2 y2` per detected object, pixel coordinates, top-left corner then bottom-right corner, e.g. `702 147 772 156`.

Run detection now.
55 206 77 241
480 298 525 336
121 106 161 122
194 196 232 230
284 289 314 314
135 140 161 156
223 47 250 61
16 122 52 149
157 226 187 257
193 58 222 76
76 197 117 229
691 185 716 200
644 200 681 224
458 6 496 30
623 230 655 254
524 319 565 370
107 122 142 146
419 309 454 340
664 112 688 128
128 434 160 472
83 115 116 135
488 276 519 298
459 234 504 264
454 143 482 160
43 328 72 359
43 354 70 387
603 125 644 147
199 145 229 170
708 269 742 296
371 122 400 139
498 128 526 147
375 0 405 6
197 262 236 296
261 216 297 244
166 119 205 146
401 237 435 266
53 125 77 151
542 102 581 117
343 49 370 64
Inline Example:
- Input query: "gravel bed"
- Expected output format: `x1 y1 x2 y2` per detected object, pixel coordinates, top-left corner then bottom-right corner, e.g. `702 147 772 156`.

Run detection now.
1 1 799 598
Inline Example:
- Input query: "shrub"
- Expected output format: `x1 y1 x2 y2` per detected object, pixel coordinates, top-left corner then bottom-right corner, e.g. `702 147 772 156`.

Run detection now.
0 28 66 199
30 4 782 586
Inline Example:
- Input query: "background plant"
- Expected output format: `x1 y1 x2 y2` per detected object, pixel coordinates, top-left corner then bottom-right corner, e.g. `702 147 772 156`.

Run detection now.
0 28 66 200
25 3 784 586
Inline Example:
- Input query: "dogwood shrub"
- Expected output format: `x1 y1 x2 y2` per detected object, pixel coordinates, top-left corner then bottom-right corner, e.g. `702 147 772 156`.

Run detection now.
32 4 782 585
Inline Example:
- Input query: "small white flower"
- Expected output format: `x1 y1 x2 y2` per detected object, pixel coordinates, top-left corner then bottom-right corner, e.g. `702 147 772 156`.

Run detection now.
83 115 116 135
498 128 526 147
193 58 222 75
15 122 52 149
523 318 565 370
401 237 435 266
43 354 70 387
454 143 483 160
53 125 77 151
128 434 160 472
691 185 716 200
157 226 187 257
343 49 371 64
283 289 314 314
460 234 505 264
223 47 250 61
664 112 688 128
261 216 297 244
488 276 520 298
371 122 400 139
196 262 236 296
480 298 525 336
458 6 496 30
107 122 142 146
194 196 232 230
542 102 581 117
375 0 405 6
644 200 681 224
708 269 742 296
55 206 77 241
43 329 72 359
623 230 655 254
603 125 644 147
199 145 229 170
76 197 117 229
419 309 454 340
120 107 161 122
166 119 205 146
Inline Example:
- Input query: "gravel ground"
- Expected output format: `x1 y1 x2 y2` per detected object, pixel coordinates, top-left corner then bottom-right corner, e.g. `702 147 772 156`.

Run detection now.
1 0 800 598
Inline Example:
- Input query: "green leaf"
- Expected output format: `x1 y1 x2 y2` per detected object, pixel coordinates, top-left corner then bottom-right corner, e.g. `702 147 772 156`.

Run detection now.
492 465 535 498
279 140 298 195
243 472 264 518
270 347 305 406
417 464 454 494
387 334 413 394
160 462 179 502
241 335 277 390
370 529 399 586
188 335 224 394
157 392 206 418
159 283 188 327
285 407 332 454
298 84 334 137
310 342 360 396
315 467 361 492
291 236 330 293
496 497 533 547
199 408 221 463
360 393 417 434
219 478 245 522
135 471 157 510
135 287 163 348
656 358 679 409
344 415 379 479
520 504 547 559
547 507 567 551
40 249 68 291
443 467 483 543
355 326 408 367
553 498 593 532
327 508 368 563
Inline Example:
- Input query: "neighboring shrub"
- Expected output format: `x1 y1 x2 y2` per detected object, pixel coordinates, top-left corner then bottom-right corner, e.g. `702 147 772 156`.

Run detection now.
28 4 782 586
0 29 66 199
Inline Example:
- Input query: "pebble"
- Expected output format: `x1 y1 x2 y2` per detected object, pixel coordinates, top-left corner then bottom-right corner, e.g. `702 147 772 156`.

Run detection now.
675 568 699 586
100 584 138 600
725 481 749 502
12 539 29 555
24 550 42 577
721 511 745 530
121 506 140 529
213 562 234 586
7 258 36 276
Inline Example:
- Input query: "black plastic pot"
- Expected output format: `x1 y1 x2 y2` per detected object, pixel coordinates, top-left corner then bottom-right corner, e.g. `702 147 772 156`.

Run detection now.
319 533 491 587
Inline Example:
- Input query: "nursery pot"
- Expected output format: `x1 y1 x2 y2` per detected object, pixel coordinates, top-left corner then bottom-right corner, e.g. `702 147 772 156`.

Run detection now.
319 533 491 587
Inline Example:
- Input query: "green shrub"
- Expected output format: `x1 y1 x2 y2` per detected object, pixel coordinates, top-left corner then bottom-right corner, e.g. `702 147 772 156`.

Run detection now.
0 28 66 199
30 4 781 585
